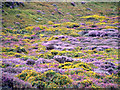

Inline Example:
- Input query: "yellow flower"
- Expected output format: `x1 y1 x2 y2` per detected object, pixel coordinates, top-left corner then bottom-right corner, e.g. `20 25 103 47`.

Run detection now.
91 84 97 88
25 26 34 31
96 22 106 25
15 64 20 67
38 25 47 29
39 34 44 37
48 21 54 25
80 15 108 20
53 24 61 27
27 76 35 83
61 38 67 41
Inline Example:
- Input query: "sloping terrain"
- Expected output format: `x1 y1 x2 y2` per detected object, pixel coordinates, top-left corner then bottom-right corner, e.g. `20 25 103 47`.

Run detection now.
1 2 119 89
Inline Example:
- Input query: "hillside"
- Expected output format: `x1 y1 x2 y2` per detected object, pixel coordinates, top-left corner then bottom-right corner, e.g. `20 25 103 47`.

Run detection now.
2 2 118 28
1 2 119 89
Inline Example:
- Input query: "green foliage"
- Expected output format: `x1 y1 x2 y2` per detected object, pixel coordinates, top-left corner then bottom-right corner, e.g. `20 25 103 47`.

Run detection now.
80 79 93 87
1 64 8 68
32 81 47 88
2 48 15 52
16 47 28 54
46 83 58 88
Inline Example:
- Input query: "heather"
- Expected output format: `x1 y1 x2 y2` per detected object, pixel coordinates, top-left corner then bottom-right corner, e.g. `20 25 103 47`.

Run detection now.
1 2 119 89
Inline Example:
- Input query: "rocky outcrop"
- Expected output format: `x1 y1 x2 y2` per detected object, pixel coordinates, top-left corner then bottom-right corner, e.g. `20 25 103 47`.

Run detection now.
54 55 74 63
26 59 35 65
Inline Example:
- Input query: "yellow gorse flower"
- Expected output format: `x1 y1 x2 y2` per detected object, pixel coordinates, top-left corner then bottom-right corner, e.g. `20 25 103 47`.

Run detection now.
48 21 54 25
80 15 108 20
25 26 34 31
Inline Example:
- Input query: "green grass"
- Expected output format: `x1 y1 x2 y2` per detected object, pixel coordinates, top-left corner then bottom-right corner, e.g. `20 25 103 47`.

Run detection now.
2 2 118 28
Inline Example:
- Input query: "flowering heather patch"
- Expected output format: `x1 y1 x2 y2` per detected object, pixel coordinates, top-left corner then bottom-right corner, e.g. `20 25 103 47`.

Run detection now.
2 72 32 89
1 2 119 89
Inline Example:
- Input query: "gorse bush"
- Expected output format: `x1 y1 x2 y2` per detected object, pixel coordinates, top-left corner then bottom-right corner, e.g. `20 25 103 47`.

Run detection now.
16 69 73 88
58 61 92 71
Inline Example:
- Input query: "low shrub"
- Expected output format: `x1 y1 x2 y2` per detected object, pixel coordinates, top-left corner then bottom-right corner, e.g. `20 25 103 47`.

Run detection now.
16 69 73 88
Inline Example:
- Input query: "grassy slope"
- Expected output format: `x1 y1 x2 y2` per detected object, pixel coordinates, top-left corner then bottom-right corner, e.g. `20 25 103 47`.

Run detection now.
2 2 118 28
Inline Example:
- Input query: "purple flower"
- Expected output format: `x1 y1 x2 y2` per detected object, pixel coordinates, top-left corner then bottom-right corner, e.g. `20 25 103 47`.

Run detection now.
54 8 58 11
71 2 75 6
52 12 54 15
2 10 4 12
80 23 85 25
10 6 13 9
42 12 45 14
16 14 20 18
37 10 41 13
76 14 82 16
26 59 35 65
81 1 86 4
15 22 20 25
34 27 40 30
2 72 32 88
52 4 57 7
86 8 92 11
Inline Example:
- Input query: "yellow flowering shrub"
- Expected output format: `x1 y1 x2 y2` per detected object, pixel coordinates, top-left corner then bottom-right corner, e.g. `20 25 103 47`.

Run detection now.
50 50 73 56
27 76 36 83
39 34 44 37
62 22 79 28
46 83 58 88
15 64 21 67
53 24 61 27
96 22 106 25
48 21 54 25
72 62 92 71
38 25 47 30
16 70 73 88
81 79 93 85
80 15 108 20
58 62 73 69
69 32 80 37
16 69 40 81
104 26 117 29
32 81 47 88
25 26 34 31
